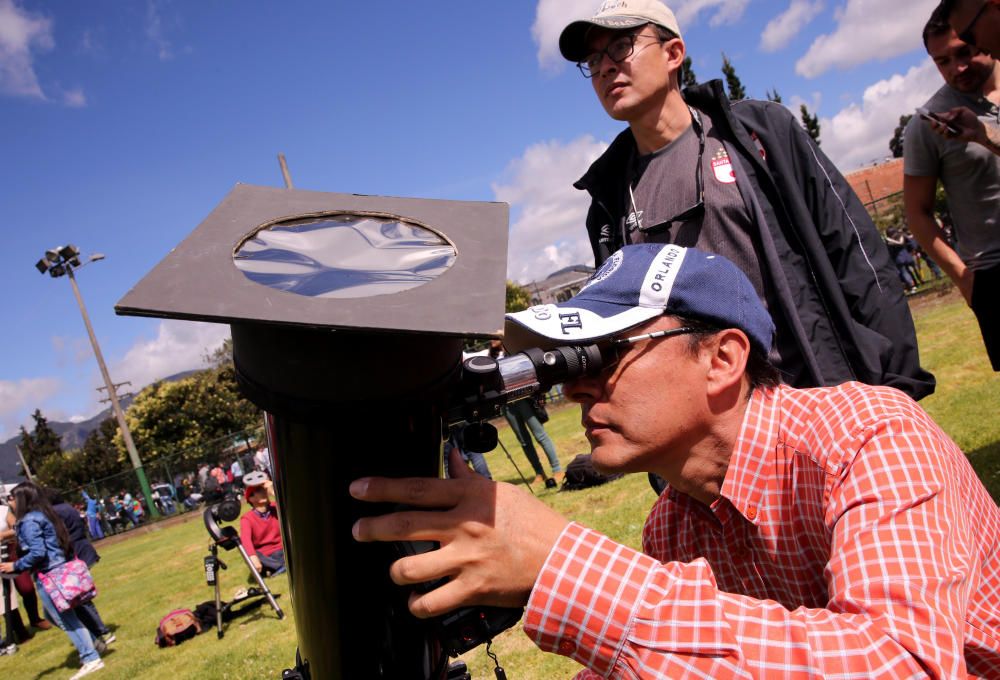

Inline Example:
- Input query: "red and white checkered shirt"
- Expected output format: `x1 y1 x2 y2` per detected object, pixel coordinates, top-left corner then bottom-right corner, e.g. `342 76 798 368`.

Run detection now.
524 383 1000 678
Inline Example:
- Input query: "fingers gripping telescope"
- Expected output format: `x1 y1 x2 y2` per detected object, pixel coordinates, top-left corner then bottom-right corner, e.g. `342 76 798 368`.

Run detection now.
448 344 609 452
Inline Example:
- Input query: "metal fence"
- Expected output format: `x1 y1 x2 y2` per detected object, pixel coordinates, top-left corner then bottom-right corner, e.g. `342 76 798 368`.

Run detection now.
65 427 264 539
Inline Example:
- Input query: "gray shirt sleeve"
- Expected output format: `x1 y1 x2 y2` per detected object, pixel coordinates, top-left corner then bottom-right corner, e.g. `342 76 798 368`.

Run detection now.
903 116 941 177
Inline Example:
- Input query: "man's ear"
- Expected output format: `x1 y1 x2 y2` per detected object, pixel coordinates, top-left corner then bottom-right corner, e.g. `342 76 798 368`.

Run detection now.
703 328 750 397
664 37 686 70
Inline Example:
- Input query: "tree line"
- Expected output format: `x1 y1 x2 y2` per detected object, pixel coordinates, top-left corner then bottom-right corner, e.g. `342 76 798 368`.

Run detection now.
17 340 261 494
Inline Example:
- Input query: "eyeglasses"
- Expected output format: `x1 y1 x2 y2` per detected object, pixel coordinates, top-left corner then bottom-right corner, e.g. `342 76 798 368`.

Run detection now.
577 31 666 78
627 109 706 235
601 326 699 370
959 1 990 46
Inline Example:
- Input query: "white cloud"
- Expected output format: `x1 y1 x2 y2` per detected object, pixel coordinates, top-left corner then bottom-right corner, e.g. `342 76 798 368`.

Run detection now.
493 136 607 283
146 0 173 61
795 0 938 78
62 86 86 108
0 0 53 99
760 0 824 52
819 59 941 171
673 0 750 28
110 320 230 395
533 0 601 71
0 377 62 439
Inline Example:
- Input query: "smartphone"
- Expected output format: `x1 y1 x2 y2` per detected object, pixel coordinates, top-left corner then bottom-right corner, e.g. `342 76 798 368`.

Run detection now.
916 107 960 135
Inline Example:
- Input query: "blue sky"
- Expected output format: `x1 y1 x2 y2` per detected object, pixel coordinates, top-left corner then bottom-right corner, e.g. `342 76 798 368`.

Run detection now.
1 0 946 441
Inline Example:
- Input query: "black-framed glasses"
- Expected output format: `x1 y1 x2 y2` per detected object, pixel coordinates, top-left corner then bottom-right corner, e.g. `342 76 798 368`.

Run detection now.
601 326 698 370
627 108 706 235
577 30 665 78
959 1 990 46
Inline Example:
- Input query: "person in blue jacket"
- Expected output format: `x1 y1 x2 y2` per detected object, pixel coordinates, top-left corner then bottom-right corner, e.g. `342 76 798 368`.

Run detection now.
0 482 104 679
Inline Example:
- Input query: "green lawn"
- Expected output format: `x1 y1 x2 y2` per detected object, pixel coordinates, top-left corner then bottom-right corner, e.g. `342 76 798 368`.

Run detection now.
3 289 997 680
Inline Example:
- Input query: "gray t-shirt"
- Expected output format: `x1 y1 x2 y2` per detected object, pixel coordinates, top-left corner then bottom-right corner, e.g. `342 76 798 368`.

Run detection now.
623 111 789 367
904 84 1000 270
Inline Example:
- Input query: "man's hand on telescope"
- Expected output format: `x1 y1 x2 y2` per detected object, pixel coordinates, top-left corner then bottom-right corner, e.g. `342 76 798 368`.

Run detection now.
251 555 263 573
350 449 570 618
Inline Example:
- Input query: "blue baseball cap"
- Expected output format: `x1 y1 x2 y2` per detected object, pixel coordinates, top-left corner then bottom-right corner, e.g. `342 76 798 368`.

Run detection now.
504 244 775 355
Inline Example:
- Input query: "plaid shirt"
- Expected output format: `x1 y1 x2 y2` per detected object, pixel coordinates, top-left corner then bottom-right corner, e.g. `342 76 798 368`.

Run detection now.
524 383 1000 678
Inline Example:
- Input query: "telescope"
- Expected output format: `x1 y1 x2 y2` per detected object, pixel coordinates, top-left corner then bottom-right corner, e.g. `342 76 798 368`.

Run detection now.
202 490 284 638
116 185 604 679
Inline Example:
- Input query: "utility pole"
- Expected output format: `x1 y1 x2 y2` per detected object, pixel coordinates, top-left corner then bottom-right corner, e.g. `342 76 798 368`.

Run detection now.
65 265 159 517
277 153 294 189
14 444 33 482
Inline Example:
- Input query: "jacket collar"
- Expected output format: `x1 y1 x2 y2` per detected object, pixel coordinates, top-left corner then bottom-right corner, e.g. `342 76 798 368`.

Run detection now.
575 79 734 198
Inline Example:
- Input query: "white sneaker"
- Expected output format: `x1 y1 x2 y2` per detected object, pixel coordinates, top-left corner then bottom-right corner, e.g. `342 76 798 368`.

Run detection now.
69 659 105 679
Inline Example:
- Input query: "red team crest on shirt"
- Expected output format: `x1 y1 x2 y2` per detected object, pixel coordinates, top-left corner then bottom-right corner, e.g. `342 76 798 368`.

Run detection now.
711 148 736 184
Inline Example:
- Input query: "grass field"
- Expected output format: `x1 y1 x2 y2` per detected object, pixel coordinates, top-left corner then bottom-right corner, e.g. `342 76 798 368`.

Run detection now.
3 289 997 680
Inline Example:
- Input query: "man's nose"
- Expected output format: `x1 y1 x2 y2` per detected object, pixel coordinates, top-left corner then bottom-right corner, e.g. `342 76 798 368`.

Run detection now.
595 52 619 78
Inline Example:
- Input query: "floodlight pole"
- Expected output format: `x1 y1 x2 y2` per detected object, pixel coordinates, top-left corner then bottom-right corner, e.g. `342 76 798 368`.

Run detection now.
65 266 159 518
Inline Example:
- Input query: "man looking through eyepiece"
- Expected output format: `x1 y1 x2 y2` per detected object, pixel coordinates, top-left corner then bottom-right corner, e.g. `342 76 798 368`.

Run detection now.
351 244 999 677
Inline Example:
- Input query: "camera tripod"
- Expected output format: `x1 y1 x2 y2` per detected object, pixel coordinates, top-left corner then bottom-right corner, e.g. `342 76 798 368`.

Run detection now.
203 524 284 638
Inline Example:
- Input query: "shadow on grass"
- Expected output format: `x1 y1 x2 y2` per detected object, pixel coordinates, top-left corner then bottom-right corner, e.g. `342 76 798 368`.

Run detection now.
31 648 81 680
967 442 1000 505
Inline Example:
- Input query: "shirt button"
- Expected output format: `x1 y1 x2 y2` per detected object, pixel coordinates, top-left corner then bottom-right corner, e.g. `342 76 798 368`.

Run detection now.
558 640 576 654
746 505 757 520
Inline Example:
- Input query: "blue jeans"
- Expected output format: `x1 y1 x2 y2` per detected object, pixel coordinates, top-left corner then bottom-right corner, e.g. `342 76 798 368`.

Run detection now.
34 576 100 664
87 516 104 540
504 400 561 476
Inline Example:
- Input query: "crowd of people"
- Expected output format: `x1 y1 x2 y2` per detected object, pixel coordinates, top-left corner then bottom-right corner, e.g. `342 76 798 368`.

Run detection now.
1 482 114 678
0 441 278 678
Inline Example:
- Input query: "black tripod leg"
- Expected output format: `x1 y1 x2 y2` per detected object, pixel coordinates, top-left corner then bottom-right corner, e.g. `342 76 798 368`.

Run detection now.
211 546 224 639
495 437 535 495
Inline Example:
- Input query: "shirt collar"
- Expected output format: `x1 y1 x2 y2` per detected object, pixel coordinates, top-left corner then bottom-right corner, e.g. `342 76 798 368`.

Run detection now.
718 386 783 525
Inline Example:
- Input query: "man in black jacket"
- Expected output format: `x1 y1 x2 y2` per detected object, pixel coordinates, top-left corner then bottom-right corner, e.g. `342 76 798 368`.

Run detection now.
558 0 934 399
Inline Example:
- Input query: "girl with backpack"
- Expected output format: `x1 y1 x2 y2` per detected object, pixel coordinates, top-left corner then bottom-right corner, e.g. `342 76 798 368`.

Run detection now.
0 482 104 679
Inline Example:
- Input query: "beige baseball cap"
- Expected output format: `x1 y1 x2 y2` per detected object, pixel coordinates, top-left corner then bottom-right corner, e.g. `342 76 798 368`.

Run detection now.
559 0 683 62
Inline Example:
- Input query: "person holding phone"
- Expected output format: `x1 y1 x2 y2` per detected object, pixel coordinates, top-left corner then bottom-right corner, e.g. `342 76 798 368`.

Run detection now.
903 6 1000 370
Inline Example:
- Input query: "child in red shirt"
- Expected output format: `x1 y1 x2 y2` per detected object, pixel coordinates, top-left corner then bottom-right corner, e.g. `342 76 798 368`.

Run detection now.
239 477 284 575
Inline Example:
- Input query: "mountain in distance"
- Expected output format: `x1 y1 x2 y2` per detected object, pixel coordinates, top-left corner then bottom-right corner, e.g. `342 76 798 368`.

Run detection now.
0 369 200 483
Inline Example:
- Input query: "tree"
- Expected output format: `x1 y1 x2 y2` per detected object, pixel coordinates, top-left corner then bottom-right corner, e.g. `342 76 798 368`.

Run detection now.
19 409 62 473
720 53 747 101
80 417 128 481
800 104 821 146
681 55 698 88
766 88 782 103
889 114 913 158
119 365 261 466
34 450 90 494
205 336 234 369
506 280 532 313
